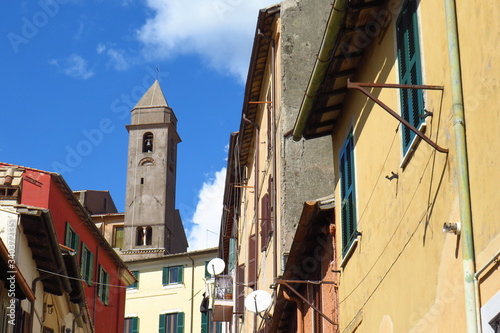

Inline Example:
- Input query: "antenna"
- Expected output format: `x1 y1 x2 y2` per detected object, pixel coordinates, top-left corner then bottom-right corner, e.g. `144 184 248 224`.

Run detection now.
244 290 272 320
206 258 225 276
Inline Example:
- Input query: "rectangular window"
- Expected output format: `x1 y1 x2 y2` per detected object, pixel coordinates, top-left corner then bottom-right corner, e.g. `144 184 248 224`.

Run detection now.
247 234 257 288
128 271 139 289
397 0 424 155
65 222 80 253
98 266 110 305
80 244 94 286
340 132 357 257
162 266 183 285
159 312 184 333
113 226 124 248
124 317 139 333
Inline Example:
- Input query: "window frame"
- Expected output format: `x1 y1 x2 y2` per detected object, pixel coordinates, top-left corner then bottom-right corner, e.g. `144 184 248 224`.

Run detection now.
127 270 139 290
162 265 184 286
396 0 425 157
159 312 184 333
124 316 139 333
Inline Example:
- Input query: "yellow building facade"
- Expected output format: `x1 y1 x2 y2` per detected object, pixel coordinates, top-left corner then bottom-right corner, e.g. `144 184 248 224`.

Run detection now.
124 247 218 333
293 0 500 332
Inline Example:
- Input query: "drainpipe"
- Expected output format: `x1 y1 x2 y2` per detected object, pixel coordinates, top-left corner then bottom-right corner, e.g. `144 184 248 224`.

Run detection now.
187 253 195 333
292 0 349 141
443 0 478 332
283 288 304 333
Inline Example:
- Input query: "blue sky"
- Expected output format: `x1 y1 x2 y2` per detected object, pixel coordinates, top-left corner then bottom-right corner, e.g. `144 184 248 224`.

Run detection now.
1 0 276 250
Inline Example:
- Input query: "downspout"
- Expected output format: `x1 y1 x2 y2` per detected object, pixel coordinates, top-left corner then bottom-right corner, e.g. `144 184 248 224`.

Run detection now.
292 0 349 141
187 253 195 333
443 0 478 332
283 288 304 333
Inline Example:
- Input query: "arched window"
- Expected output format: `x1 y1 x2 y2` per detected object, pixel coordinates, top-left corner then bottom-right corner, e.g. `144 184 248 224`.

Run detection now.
142 132 154 153
136 226 152 246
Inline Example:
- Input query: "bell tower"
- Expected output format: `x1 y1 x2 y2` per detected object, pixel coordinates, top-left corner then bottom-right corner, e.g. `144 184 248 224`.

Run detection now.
122 80 188 260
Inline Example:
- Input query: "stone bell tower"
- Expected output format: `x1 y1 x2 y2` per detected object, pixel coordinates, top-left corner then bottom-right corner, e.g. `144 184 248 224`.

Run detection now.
121 80 188 260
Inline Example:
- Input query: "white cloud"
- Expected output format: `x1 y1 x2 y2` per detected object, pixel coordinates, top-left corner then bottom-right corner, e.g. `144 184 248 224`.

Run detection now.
49 54 94 80
137 0 277 82
187 167 226 251
96 43 129 71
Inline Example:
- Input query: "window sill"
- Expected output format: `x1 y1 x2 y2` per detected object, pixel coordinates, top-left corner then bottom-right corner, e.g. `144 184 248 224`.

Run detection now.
340 236 359 268
400 122 427 169
163 283 184 290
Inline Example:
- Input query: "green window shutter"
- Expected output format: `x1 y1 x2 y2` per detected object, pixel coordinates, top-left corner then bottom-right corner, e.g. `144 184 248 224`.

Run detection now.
228 238 236 272
65 222 71 247
74 233 80 254
340 133 357 256
132 317 139 333
89 250 94 286
201 312 208 333
178 266 183 283
397 0 424 154
162 267 169 285
104 270 110 305
159 314 166 333
80 245 87 282
176 312 184 333
204 261 210 279
132 271 139 289
98 266 103 300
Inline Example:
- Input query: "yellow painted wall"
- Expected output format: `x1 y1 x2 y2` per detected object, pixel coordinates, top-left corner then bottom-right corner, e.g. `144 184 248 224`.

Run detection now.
124 249 217 333
332 1 500 332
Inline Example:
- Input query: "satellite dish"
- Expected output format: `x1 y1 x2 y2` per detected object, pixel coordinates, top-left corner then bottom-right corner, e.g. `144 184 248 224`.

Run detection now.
207 258 225 276
244 290 272 314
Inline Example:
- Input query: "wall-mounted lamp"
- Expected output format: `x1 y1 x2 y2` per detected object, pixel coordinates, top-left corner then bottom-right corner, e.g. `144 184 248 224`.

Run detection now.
443 222 461 235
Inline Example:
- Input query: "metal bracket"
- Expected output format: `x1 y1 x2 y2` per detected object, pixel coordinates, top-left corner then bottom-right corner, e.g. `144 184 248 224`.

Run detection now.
277 279 338 326
347 79 448 153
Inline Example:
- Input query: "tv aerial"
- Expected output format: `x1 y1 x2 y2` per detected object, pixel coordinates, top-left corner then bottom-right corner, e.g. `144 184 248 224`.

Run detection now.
206 258 225 276
244 290 272 320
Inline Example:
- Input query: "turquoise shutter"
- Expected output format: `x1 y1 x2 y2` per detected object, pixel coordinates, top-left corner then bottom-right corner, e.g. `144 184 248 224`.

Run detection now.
104 270 110 305
65 222 71 247
201 312 208 333
159 314 166 333
80 245 87 282
397 0 424 153
162 267 169 285
178 266 183 283
176 312 184 333
132 317 139 333
204 261 210 279
132 271 139 289
89 250 94 286
340 133 356 256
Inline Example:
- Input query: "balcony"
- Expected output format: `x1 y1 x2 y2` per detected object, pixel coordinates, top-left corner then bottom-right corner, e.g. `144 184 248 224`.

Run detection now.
212 275 233 322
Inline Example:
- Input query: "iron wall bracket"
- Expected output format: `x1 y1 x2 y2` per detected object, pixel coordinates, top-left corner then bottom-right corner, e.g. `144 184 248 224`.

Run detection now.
347 79 448 153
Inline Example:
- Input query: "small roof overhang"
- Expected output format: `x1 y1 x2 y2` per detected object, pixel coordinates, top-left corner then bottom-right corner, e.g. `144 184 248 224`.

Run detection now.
293 0 389 140
269 196 335 332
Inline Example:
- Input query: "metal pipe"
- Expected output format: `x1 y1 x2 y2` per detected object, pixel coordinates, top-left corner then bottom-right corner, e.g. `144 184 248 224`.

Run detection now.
443 0 478 331
473 249 500 332
293 0 349 141
347 80 448 153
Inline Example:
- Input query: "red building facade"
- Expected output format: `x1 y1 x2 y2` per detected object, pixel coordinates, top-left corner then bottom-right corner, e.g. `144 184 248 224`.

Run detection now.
1 163 135 333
